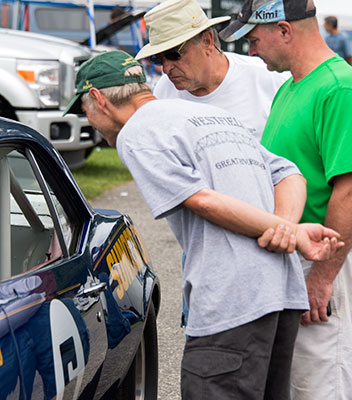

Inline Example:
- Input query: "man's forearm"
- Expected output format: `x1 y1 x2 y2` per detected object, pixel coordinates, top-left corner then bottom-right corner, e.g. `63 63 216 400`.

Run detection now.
274 174 306 222
301 174 352 324
183 188 296 237
183 188 343 262
308 176 352 281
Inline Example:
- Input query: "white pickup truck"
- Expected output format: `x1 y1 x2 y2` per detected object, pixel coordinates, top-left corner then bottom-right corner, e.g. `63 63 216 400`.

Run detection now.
0 28 100 169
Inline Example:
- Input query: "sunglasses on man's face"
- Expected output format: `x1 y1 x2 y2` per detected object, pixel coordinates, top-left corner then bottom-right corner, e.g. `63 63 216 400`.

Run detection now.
149 41 187 65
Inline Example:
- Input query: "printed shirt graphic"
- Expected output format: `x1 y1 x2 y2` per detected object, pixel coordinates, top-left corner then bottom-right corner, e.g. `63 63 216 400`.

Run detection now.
117 99 308 337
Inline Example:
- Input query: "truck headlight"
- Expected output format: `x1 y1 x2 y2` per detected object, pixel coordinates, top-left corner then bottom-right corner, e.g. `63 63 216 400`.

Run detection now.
17 60 60 108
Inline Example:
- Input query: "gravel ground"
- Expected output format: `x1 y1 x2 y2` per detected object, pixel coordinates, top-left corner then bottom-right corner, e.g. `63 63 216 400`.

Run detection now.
92 181 185 400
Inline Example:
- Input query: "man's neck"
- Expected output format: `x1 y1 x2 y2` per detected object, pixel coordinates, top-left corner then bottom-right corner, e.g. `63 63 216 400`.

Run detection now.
290 37 336 82
132 92 156 109
189 52 229 97
330 28 340 36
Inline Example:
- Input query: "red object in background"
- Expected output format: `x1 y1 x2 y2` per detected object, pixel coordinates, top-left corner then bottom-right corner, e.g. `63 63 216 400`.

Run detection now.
140 17 147 40
24 4 30 31
1 2 7 27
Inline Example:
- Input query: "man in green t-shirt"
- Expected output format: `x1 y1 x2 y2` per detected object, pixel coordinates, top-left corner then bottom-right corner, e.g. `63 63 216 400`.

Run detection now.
220 0 352 399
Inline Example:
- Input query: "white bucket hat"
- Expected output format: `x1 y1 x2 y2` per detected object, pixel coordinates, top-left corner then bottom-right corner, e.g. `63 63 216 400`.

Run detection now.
135 0 231 60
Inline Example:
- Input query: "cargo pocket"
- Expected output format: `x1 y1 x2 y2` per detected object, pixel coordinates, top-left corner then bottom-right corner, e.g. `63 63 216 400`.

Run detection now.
181 347 242 400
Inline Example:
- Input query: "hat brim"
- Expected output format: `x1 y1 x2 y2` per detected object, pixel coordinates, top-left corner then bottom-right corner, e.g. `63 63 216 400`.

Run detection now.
219 19 256 42
63 93 83 116
135 15 231 60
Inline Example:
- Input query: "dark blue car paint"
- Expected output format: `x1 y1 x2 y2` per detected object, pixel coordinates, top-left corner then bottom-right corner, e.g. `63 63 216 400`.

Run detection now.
0 117 160 399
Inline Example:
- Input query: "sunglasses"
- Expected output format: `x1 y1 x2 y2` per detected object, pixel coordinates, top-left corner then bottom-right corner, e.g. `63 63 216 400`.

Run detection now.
149 41 187 65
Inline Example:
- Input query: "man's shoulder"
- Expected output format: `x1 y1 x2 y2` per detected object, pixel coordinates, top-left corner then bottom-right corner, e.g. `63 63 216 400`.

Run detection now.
337 31 350 40
132 98 245 129
225 52 266 67
323 56 352 86
225 52 291 82
136 98 220 117
327 31 349 44
153 74 179 98
156 98 230 114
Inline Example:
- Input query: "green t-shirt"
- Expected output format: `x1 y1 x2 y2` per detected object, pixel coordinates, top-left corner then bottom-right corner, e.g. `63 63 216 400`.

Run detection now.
261 56 352 224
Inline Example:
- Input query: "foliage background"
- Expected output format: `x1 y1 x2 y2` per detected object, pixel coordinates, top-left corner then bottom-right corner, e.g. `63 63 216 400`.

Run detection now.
72 147 132 200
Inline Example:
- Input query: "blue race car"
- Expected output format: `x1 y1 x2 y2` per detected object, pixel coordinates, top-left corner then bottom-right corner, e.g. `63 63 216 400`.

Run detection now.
0 117 160 400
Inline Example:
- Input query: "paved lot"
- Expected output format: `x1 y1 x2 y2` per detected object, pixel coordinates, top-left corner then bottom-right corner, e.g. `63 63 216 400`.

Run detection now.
92 181 185 400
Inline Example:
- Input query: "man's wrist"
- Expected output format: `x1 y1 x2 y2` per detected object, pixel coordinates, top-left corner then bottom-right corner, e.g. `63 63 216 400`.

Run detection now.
308 260 340 284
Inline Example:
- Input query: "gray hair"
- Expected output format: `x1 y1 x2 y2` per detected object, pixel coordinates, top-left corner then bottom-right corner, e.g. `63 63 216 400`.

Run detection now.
191 27 222 51
82 65 152 112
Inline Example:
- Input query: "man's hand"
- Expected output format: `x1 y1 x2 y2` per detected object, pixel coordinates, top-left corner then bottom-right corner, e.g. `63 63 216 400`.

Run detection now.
258 223 344 260
300 173 352 325
295 223 344 261
301 268 333 326
257 224 296 253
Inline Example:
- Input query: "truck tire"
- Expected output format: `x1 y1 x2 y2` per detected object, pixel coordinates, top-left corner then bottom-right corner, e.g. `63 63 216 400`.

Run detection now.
0 97 17 121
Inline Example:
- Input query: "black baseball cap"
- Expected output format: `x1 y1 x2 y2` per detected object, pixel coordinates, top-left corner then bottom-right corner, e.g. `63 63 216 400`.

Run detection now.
219 0 316 42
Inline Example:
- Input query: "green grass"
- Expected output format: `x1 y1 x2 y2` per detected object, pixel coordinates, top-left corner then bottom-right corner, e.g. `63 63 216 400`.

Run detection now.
72 147 132 201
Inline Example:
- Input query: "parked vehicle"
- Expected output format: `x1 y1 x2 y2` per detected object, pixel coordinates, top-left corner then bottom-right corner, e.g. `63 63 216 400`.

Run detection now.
0 0 147 54
0 117 160 399
0 28 101 170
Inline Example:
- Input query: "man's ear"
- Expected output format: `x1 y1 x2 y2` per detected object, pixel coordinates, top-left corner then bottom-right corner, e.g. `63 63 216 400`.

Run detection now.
89 87 106 111
202 30 213 51
277 21 293 42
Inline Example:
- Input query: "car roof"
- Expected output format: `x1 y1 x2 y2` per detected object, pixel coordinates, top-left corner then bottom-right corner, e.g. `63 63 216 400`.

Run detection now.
0 117 53 147
0 117 92 217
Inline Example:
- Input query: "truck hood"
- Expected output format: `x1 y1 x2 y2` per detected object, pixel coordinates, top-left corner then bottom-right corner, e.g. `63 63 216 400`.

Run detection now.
0 28 91 60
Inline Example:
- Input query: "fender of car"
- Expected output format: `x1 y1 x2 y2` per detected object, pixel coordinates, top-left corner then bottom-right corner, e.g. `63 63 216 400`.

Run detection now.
0 117 160 399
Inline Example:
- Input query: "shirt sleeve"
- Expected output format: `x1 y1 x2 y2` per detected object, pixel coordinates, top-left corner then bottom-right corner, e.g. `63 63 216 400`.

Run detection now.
259 144 302 185
153 74 173 99
319 87 352 182
118 141 207 220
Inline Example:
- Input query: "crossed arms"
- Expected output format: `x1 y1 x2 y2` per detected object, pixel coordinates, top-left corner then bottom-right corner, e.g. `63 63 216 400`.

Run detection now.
182 174 344 262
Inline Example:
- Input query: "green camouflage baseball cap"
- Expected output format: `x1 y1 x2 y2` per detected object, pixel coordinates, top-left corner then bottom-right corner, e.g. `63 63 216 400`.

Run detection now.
63 50 146 115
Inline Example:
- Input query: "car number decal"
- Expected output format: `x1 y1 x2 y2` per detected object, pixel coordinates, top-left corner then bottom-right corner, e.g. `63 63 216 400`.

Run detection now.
50 299 85 400
105 228 145 299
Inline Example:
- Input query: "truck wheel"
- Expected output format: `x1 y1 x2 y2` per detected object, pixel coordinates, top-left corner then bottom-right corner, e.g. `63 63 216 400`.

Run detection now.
0 97 17 121
116 302 158 400
85 147 94 159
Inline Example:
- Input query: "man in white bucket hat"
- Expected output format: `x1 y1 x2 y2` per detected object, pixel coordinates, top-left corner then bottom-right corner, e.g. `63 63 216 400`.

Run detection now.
136 0 289 141
136 0 300 331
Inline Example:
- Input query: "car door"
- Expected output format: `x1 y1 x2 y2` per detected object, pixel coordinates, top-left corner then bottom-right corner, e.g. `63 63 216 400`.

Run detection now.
0 145 108 400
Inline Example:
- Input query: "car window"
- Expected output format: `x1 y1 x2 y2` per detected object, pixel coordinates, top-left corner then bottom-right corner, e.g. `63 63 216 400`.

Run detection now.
0 148 75 279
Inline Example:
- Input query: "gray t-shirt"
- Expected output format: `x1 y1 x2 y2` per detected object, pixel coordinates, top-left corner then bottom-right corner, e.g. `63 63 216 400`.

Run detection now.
117 99 309 337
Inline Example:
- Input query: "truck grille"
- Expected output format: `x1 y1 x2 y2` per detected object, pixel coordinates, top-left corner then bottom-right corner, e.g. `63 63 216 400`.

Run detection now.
60 56 90 110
